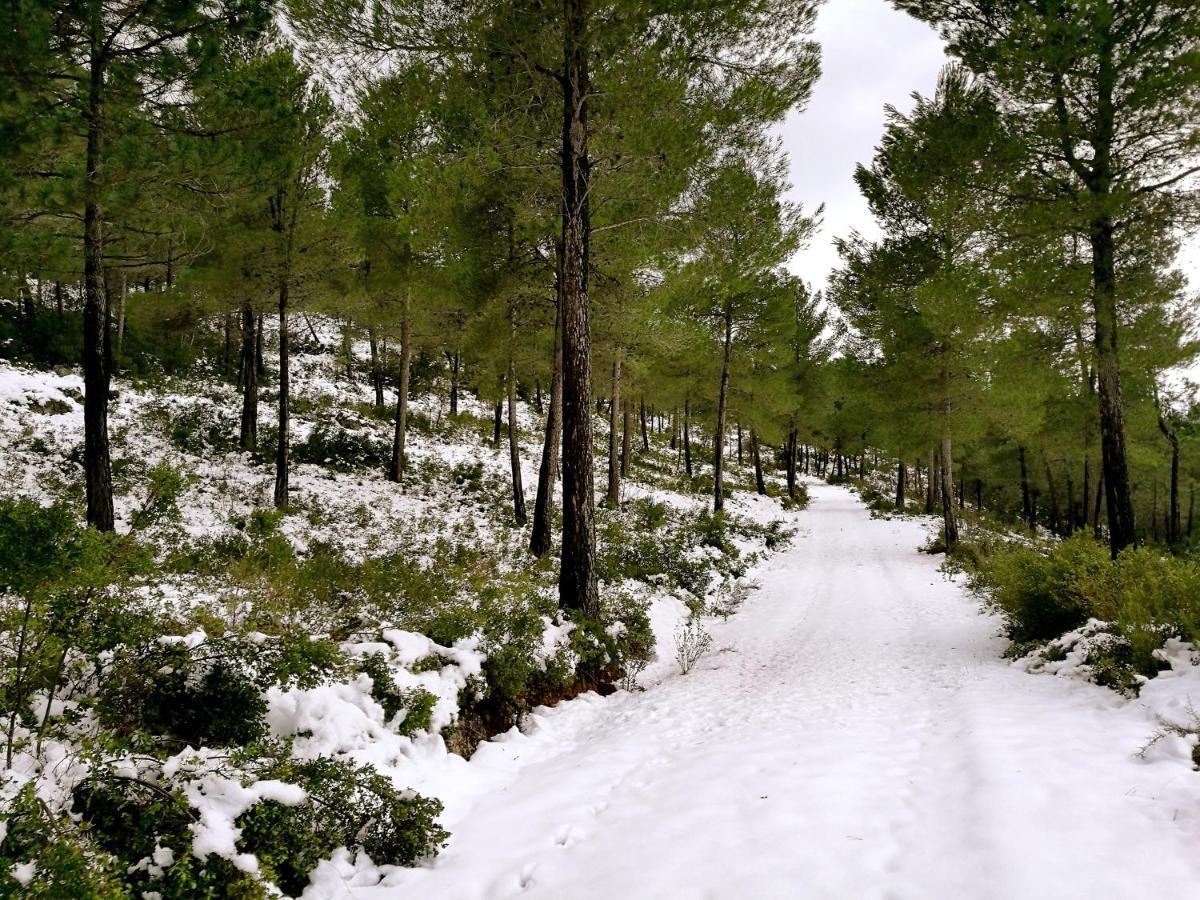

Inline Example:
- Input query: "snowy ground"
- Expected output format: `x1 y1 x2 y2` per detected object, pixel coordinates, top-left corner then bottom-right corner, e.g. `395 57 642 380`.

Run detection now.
327 481 1200 900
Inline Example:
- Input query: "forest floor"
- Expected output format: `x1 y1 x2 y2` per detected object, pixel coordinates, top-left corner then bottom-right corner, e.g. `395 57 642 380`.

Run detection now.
351 481 1200 900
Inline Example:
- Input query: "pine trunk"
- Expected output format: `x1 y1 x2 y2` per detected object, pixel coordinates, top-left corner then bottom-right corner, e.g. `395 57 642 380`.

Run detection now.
558 0 600 618
389 301 413 484
751 429 766 496
508 350 526 525
273 282 290 509
530 294 563 558
239 299 258 451
896 460 906 509
621 400 632 479
606 356 621 507
683 398 693 477
940 434 957 547
369 328 384 409
713 312 732 512
82 28 113 532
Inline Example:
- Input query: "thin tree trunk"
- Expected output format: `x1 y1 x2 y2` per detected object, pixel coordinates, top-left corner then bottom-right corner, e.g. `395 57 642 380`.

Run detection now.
713 311 732 512
683 397 693 478
239 299 258 451
1019 446 1033 531
751 430 766 495
737 423 743 466
925 448 936 514
639 397 649 451
369 328 384 409
621 400 632 479
606 356 621 507
449 350 460 416
785 425 798 499
940 433 957 547
530 291 563 558
1093 473 1105 540
273 281 290 509
389 299 413 484
1159 414 1181 545
508 347 526 525
896 460 906 509
255 312 265 378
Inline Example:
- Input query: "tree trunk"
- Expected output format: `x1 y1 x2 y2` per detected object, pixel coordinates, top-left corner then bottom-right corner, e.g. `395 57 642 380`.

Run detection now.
785 425 798 499
670 409 678 451
639 397 649 451
896 460 906 509
255 312 265 378
606 356 621 507
1093 473 1105 540
751 430 766 496
713 311 732 512
492 400 503 447
273 281 290 509
925 448 936 514
82 30 113 532
558 0 600 618
620 400 632 479
940 434 957 547
449 350 460 416
389 300 413 484
1083 28 1136 555
530 292 563 558
508 349 526 525
239 299 258 451
369 328 384 409
737 423 743 466
1159 415 1181 545
1019 446 1033 531
683 397 693 477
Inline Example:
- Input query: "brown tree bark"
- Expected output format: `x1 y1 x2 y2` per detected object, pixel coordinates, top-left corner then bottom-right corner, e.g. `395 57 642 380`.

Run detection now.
369 327 384 409
273 281 290 509
530 294 563 557
508 348 526 525
239 299 258 451
389 298 413 484
713 311 732 512
606 356 621 507
940 433 958 547
683 397 693 478
558 0 599 618
82 22 113 531
751 429 766 496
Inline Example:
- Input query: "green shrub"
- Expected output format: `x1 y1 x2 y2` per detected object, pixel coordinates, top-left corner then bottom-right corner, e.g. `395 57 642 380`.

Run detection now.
0 783 127 899
356 653 438 735
236 755 448 896
292 423 389 472
971 534 1110 643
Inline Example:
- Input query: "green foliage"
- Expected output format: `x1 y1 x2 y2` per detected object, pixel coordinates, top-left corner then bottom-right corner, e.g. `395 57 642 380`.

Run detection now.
236 755 448 896
292 422 389 471
970 533 1110 643
356 653 438 735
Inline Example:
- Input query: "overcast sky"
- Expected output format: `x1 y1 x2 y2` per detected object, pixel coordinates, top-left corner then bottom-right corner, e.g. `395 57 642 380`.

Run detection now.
777 0 1199 296
778 0 949 292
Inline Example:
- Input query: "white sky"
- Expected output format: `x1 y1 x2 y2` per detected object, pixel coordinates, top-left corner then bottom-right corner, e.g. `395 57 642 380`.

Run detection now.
778 0 949 292
777 0 1198 297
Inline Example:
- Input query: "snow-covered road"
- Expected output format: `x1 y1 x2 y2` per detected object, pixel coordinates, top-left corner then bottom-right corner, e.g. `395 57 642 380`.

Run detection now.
356 481 1200 900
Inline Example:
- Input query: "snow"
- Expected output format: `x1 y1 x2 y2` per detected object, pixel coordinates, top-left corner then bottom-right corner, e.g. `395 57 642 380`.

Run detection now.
319 481 1200 900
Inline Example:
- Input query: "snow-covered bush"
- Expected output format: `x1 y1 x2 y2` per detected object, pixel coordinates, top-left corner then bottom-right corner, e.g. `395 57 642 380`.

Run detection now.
674 617 713 675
